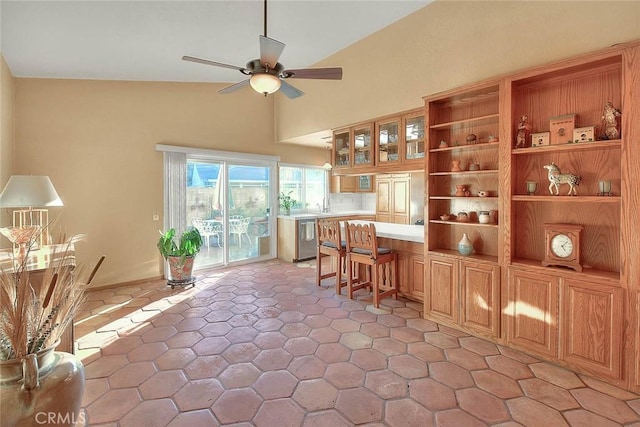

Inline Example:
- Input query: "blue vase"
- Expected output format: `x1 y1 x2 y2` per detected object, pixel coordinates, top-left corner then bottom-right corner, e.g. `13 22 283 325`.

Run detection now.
458 233 473 256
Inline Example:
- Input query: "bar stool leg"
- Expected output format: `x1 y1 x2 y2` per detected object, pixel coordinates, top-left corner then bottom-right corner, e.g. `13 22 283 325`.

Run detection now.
335 254 343 295
372 262 380 308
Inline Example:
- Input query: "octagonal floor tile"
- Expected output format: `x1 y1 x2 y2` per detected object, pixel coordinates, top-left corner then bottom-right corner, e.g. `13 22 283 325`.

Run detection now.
253 348 293 371
456 388 510 424
288 355 327 380
325 362 365 389
365 370 408 399
315 342 351 363
86 388 142 424
173 378 224 411
302 410 351 427
292 378 339 411
108 361 157 388
184 355 228 380
385 398 432 427
218 363 261 389
409 377 456 410
472 369 523 399
211 388 262 424
253 370 298 399
335 388 383 424
139 370 188 399
119 398 178 427
254 399 305 427
166 409 219 427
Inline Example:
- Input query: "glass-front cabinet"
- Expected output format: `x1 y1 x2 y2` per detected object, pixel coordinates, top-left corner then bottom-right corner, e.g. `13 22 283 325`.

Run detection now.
353 124 374 168
404 111 425 162
333 128 351 169
333 123 373 169
377 117 401 165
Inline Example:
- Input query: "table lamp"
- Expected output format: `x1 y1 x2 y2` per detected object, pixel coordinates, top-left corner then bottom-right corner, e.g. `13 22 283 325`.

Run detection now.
0 175 63 261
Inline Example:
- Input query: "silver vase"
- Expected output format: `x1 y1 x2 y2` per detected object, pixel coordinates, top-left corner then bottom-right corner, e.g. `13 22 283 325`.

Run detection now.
0 344 85 427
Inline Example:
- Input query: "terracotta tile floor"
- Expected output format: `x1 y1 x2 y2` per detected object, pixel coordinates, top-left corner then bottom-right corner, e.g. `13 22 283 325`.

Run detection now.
75 259 640 426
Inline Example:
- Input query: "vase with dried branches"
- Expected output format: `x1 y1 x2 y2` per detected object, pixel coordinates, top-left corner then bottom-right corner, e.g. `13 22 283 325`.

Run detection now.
0 235 104 427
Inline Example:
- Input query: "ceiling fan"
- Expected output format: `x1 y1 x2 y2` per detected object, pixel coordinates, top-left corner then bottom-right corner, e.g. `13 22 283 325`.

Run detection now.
182 0 343 99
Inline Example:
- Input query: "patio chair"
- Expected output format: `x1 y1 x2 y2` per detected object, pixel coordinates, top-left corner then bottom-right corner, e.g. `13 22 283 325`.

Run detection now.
192 218 222 249
230 216 253 248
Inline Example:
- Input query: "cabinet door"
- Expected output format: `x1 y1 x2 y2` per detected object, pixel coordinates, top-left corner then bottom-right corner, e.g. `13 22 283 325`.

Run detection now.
333 129 351 169
353 124 374 168
408 254 425 301
330 175 357 193
560 279 623 380
507 269 559 357
403 111 425 162
426 255 458 324
391 177 410 224
460 261 500 337
376 178 391 223
377 117 401 165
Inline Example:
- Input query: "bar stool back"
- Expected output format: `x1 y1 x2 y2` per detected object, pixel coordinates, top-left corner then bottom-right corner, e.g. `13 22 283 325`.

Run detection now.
315 218 347 295
344 222 398 308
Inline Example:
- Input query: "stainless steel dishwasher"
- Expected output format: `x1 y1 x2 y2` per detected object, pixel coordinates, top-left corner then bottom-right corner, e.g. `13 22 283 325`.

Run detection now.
296 218 317 261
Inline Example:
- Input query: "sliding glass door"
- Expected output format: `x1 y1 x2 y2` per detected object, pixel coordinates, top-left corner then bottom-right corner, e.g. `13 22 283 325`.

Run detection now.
158 145 277 275
187 160 273 270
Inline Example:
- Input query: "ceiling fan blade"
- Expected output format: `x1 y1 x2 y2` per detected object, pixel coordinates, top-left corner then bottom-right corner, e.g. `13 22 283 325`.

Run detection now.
182 55 244 72
279 80 305 99
219 79 251 94
283 67 343 80
259 35 285 68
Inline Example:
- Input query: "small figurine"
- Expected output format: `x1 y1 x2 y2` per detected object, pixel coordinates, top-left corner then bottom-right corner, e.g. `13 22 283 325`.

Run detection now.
543 162 581 196
602 101 621 140
515 115 531 148
465 133 478 145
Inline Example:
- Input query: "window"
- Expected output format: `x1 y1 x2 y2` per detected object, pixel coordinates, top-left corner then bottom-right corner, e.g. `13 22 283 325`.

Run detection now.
279 165 328 212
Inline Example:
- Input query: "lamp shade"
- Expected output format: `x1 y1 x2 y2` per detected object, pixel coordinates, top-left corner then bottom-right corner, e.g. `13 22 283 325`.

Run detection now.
250 73 282 95
322 162 333 170
0 175 63 208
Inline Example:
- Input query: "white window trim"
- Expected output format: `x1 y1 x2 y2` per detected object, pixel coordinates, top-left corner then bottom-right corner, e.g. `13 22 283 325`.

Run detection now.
156 144 280 163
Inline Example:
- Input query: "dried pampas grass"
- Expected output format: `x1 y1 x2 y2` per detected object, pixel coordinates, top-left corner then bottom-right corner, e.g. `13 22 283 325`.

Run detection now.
0 235 104 360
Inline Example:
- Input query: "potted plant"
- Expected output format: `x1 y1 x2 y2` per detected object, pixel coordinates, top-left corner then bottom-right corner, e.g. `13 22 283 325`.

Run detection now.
278 191 297 215
0 235 104 426
157 227 203 284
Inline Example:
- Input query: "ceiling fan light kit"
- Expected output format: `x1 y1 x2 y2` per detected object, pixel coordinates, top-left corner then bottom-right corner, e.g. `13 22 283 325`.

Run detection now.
250 73 281 95
182 0 342 99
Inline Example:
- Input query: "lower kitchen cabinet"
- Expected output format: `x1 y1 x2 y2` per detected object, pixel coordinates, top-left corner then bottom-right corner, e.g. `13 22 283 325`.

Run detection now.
426 254 500 338
506 269 559 358
560 278 623 380
506 267 624 381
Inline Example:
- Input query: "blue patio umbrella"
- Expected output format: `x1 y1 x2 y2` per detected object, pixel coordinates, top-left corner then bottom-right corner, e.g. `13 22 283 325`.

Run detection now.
190 163 204 187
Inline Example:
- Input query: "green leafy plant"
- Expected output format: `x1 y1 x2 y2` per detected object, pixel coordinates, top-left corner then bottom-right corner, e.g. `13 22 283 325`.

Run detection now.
278 191 297 211
157 228 203 262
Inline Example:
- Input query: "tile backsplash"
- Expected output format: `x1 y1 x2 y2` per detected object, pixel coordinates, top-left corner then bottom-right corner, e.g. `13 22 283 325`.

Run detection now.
329 192 376 212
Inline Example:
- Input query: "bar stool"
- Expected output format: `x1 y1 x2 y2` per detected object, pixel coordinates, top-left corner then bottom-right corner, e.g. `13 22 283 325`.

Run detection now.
315 218 348 295
345 221 398 308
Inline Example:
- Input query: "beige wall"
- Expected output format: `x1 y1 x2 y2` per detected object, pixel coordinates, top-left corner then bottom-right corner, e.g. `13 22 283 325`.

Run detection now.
0 54 14 232
13 78 326 286
275 0 640 143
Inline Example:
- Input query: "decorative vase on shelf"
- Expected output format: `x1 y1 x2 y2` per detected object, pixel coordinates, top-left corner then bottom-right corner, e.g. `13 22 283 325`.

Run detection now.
458 233 473 256
0 342 86 426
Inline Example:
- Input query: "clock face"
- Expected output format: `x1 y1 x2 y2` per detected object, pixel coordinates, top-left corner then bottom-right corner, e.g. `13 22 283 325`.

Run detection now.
551 233 573 258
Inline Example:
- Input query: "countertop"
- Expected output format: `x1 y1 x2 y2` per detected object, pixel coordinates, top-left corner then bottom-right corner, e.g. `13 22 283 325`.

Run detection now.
277 210 376 220
345 220 424 243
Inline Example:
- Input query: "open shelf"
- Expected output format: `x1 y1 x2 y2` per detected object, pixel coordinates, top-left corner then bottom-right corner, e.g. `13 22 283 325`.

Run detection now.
429 114 499 130
430 141 500 153
430 169 498 176
511 258 620 285
512 195 620 203
430 220 498 228
512 140 622 155
428 249 498 265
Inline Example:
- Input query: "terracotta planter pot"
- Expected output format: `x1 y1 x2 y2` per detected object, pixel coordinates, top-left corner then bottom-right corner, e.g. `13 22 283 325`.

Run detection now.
167 255 195 282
